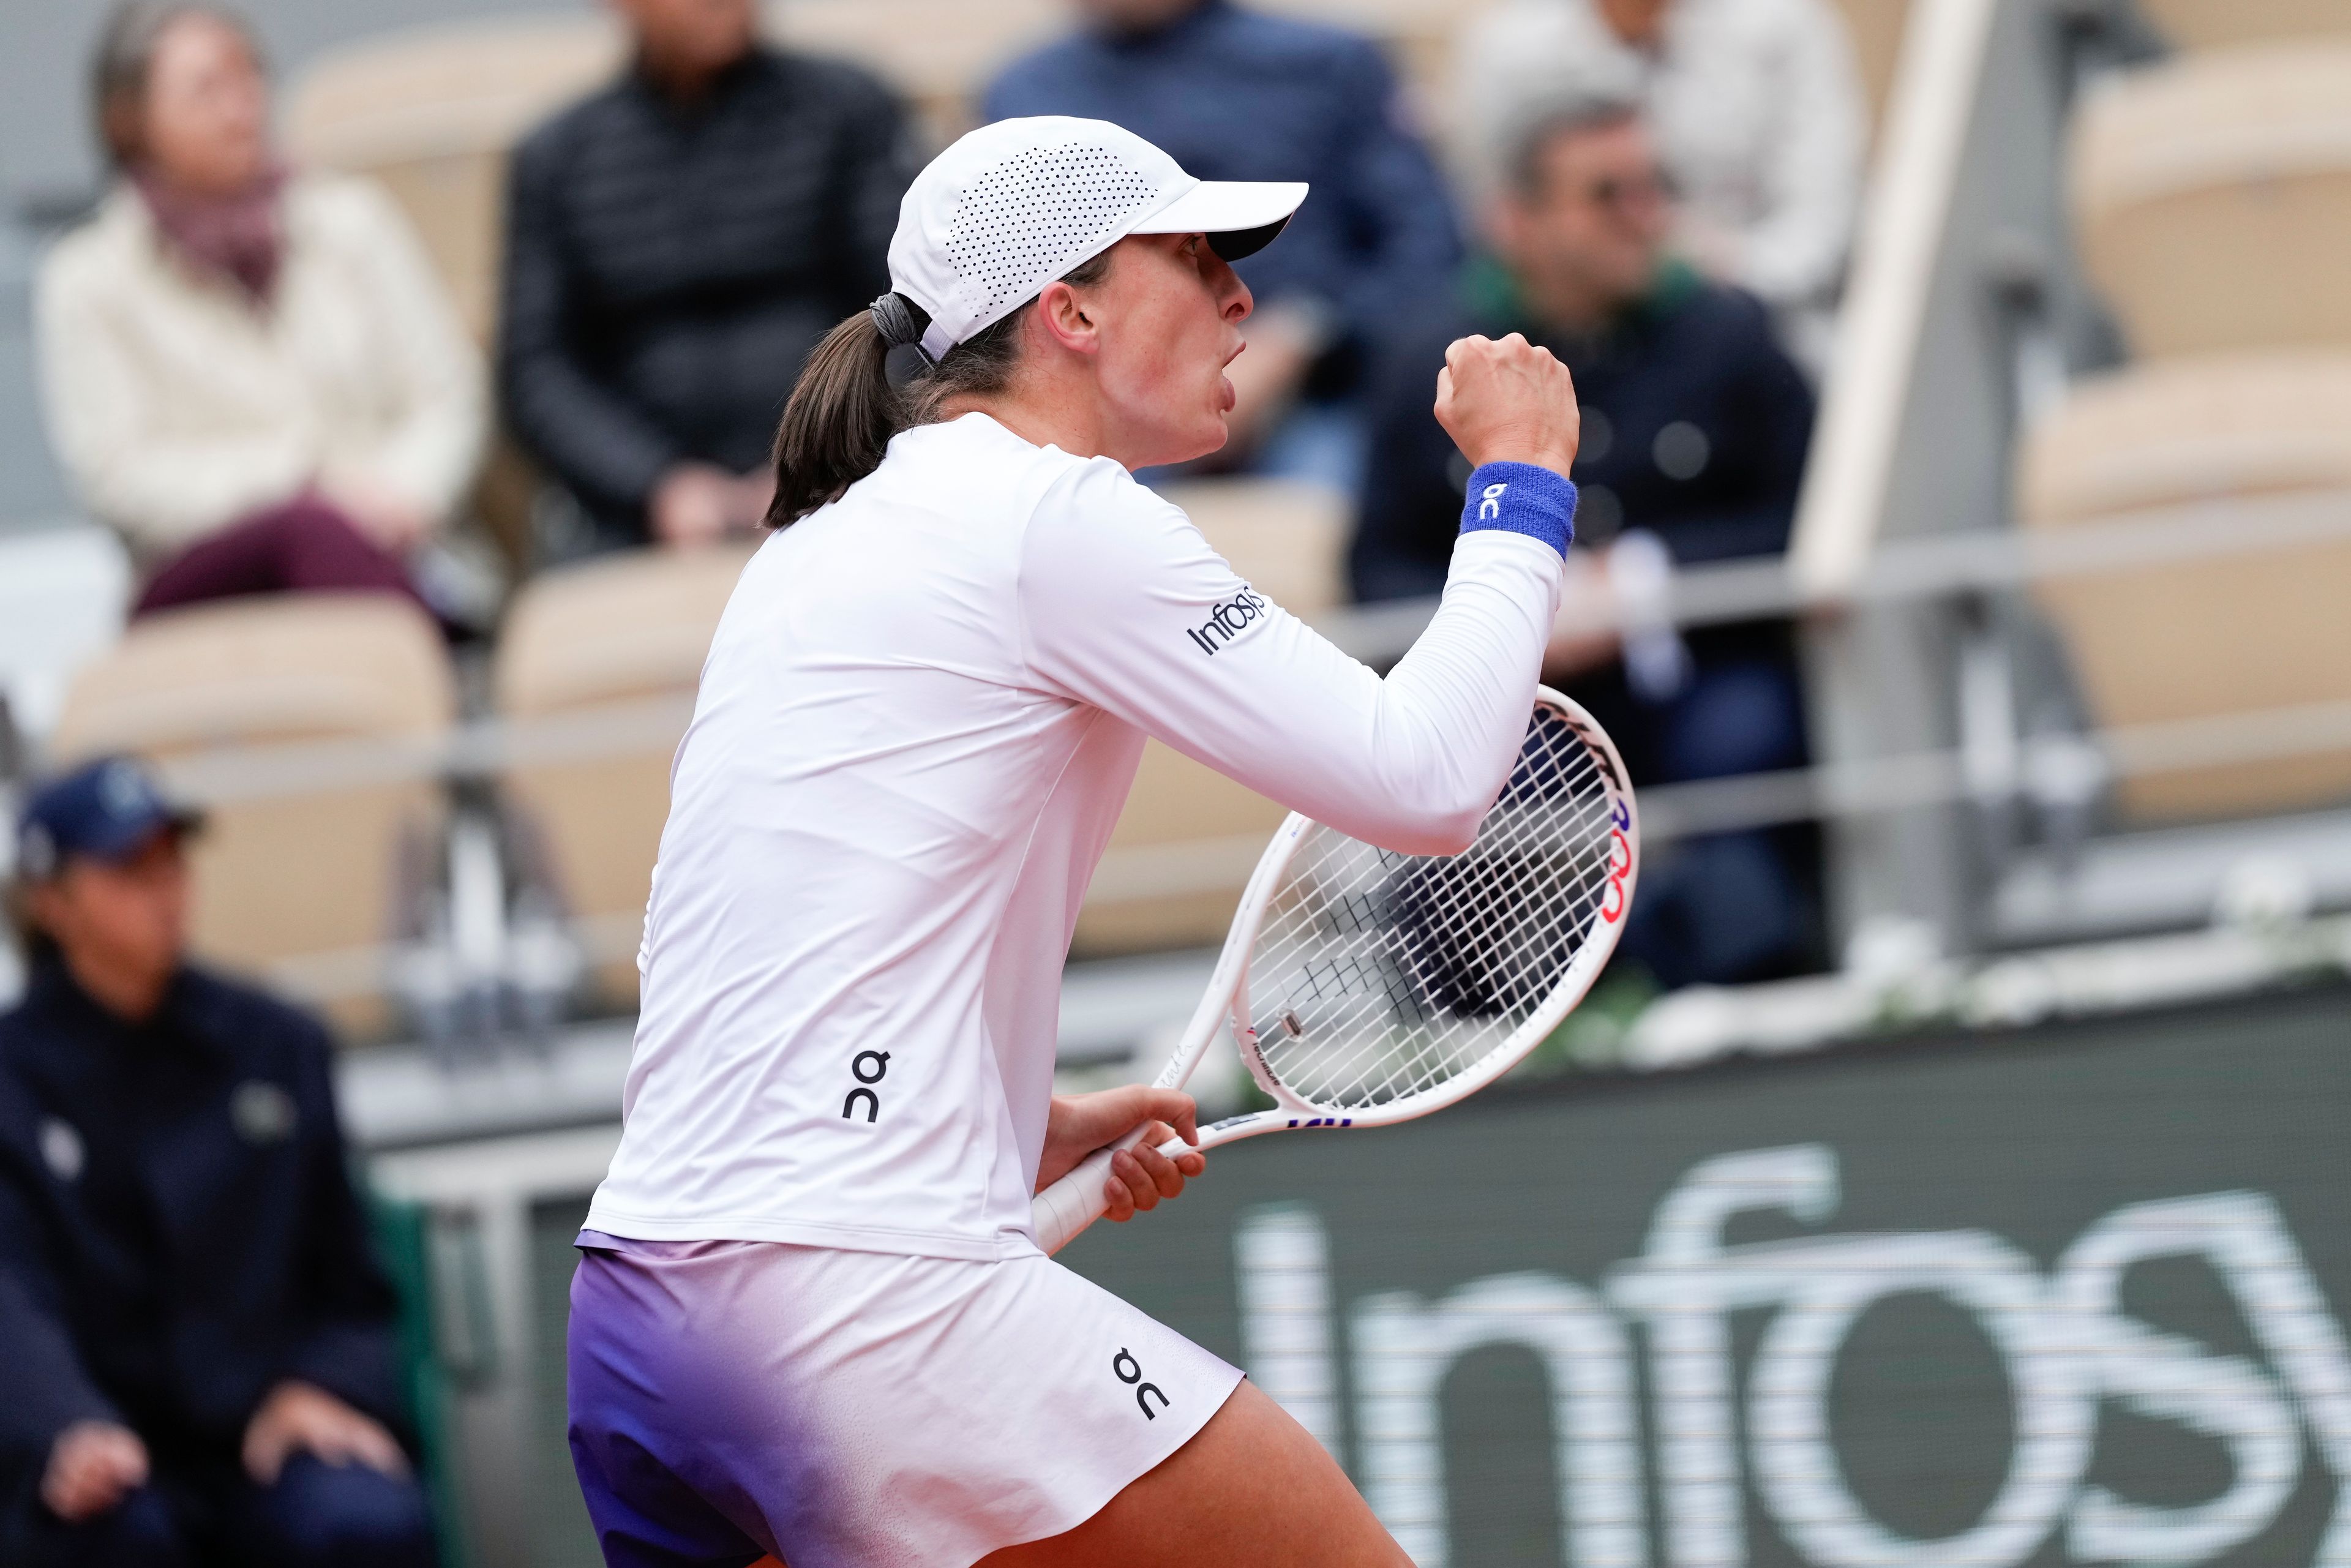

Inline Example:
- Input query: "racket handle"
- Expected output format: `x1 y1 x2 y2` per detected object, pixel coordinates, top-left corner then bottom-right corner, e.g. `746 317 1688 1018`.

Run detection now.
1032 1129 1141 1256
1033 1122 1207 1256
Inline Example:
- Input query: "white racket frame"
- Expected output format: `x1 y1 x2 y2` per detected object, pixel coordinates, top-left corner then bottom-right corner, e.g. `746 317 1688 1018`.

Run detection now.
1033 689 1638 1255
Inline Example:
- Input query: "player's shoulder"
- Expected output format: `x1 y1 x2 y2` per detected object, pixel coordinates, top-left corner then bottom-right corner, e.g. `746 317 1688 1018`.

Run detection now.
910 411 1152 512
793 413 1122 568
1028 435 1186 536
1016 445 1229 613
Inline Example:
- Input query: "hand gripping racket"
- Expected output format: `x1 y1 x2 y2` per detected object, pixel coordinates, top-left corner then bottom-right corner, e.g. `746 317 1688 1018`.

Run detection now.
1033 688 1638 1255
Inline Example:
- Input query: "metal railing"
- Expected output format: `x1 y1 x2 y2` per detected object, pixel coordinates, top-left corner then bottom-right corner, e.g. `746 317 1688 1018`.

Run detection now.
31 486 2338 1013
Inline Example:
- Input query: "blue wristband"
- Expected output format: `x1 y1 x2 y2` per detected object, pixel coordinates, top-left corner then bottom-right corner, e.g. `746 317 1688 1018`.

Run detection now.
1460 462 1576 557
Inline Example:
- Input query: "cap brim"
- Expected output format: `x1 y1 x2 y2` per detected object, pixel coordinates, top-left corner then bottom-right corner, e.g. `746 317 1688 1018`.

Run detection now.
83 805 205 865
1131 180 1308 261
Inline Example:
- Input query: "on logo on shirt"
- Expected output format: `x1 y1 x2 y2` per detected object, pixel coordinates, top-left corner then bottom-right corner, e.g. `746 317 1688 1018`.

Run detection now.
841 1050 890 1123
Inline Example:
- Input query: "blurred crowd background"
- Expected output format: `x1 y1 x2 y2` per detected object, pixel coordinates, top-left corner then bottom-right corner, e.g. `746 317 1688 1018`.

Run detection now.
0 0 1924 1041
2 0 2349 1563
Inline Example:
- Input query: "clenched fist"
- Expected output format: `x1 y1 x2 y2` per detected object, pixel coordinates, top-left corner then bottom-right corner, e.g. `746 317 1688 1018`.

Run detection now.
1433 333 1581 479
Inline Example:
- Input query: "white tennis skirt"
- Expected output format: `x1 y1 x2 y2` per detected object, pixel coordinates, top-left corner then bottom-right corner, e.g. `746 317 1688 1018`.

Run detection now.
567 1231 1243 1568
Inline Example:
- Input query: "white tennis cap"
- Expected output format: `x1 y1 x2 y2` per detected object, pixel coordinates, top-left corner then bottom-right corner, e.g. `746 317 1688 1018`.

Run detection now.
887 116 1308 362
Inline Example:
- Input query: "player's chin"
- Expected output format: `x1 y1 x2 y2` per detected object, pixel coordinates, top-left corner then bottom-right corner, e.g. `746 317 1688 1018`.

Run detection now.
1157 415 1230 469
1194 403 1234 454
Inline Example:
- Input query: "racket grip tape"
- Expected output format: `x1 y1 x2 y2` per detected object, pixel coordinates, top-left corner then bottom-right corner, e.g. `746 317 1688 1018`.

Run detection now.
1031 1128 1142 1255
1032 1123 1202 1256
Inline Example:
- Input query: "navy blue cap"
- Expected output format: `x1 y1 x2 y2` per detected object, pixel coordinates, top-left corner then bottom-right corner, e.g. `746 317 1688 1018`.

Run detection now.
13 757 203 882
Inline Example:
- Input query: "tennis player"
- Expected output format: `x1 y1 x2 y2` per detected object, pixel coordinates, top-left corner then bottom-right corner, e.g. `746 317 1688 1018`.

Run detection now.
566 116 1581 1567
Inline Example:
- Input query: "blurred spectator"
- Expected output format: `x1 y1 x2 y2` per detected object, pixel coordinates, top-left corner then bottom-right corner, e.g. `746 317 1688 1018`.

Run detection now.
501 0 914 557
1355 94 1819 988
0 759 433 1567
1455 0 1864 369
985 0 1461 489
36 3 488 625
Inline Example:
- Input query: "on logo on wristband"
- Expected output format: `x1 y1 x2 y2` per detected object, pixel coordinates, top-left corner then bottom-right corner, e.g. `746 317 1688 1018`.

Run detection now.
1479 483 1508 520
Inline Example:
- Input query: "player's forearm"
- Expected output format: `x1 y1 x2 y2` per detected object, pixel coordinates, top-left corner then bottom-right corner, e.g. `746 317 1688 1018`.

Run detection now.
1361 476 1574 848
1204 481 1570 856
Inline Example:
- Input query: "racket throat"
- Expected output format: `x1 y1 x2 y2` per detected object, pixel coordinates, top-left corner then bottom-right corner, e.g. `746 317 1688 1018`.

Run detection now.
1236 1008 1305 1103
1239 1008 1304 1049
1241 1006 1316 1090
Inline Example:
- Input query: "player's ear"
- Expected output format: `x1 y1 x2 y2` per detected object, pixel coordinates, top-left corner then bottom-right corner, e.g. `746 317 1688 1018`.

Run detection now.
1034 279 1100 356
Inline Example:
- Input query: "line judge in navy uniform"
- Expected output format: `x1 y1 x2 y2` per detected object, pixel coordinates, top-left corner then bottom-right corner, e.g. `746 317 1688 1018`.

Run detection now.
0 759 435 1567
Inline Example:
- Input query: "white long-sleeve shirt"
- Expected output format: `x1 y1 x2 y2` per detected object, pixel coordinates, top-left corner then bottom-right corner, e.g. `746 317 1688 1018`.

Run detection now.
1457 0 1864 357
585 412 1569 1259
35 176 486 558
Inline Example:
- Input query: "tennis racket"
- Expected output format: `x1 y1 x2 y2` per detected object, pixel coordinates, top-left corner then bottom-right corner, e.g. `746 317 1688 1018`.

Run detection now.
1033 688 1638 1255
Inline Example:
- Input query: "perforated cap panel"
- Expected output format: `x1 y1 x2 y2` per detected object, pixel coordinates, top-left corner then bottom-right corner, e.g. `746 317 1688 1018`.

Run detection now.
890 116 1303 358
943 143 1160 323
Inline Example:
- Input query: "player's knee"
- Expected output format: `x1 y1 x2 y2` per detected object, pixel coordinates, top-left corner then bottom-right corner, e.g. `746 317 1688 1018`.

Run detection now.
254 1456 437 1567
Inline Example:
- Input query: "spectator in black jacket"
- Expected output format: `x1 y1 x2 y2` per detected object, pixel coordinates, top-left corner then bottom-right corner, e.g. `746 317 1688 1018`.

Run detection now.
1355 91 1820 989
501 0 915 555
0 759 432 1568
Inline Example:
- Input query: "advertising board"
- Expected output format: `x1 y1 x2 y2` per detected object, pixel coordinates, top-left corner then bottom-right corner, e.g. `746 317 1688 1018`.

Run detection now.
1062 988 2351 1567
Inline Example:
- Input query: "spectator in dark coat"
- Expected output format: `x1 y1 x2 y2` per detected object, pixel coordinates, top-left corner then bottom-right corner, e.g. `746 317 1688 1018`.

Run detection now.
501 0 915 555
0 759 432 1568
1355 92 1820 989
986 0 1461 489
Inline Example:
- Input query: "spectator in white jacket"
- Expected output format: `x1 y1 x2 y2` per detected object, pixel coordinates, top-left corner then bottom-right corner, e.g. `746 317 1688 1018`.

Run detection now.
1455 0 1864 370
36 2 486 623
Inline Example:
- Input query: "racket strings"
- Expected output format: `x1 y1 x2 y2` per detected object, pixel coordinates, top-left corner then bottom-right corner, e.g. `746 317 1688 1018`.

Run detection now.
1246 710 1623 1111
1298 802 1613 1106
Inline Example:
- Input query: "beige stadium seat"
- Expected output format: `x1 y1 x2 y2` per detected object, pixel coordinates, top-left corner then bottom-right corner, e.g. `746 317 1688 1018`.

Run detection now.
1824 0 1911 135
2017 353 2351 820
493 544 758 1002
285 19 626 571
48 597 456 1035
283 17 624 343
1074 479 1351 954
2071 45 2351 359
0 527 131 748
2137 0 2351 51
767 0 1062 144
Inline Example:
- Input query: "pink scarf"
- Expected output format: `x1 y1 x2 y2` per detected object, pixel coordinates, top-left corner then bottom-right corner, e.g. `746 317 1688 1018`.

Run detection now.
133 165 289 304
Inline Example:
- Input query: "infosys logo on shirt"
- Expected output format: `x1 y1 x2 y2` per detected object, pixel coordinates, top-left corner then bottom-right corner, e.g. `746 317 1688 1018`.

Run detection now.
1185 588 1271 656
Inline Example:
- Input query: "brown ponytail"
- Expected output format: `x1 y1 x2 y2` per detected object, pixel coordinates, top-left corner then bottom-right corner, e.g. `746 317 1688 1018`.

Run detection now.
765 250 1116 528
766 309 901 528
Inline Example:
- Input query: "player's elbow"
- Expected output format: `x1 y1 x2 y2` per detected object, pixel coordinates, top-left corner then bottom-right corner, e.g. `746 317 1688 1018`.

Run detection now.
1378 796 1489 857
1344 745 1505 855
1421 807 1487 857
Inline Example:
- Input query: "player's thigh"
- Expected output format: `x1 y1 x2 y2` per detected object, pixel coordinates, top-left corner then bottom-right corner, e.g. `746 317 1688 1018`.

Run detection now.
978 1379 1408 1568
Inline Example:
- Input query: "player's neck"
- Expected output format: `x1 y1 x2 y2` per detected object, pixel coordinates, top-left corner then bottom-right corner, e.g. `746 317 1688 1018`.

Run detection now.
947 367 1119 467
947 350 1212 473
